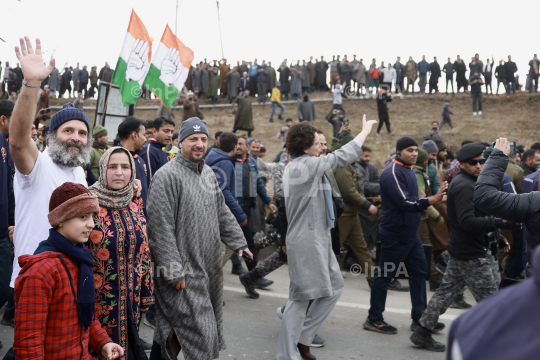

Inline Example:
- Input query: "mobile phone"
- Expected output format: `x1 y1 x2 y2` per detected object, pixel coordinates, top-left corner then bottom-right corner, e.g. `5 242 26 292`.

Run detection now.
342 118 349 125
241 251 253 262
41 108 51 114
491 141 516 156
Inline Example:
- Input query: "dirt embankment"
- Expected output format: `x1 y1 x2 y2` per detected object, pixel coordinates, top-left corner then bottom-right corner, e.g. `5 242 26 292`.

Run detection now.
50 92 540 170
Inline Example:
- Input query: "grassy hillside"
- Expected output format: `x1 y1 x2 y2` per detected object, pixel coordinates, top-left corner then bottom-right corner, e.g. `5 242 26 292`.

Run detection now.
50 92 540 170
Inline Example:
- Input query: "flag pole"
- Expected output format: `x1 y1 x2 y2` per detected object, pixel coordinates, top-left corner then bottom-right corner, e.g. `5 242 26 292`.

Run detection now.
216 1 225 59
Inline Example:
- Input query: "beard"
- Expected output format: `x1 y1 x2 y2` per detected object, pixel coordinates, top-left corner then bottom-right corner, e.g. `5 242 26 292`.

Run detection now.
47 131 92 167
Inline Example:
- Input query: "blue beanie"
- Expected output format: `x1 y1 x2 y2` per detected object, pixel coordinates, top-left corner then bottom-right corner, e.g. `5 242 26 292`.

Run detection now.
179 117 209 143
49 103 90 132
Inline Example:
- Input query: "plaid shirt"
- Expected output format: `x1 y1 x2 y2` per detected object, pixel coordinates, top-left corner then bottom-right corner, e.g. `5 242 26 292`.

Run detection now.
14 251 111 359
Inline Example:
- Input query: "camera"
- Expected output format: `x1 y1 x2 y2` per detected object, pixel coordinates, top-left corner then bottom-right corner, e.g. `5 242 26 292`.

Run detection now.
257 230 280 249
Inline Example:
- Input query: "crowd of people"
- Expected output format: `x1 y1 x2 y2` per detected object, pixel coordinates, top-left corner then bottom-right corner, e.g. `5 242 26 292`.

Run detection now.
1 37 540 360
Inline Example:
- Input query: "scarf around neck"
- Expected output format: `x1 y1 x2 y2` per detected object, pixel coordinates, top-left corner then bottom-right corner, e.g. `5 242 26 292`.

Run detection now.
89 146 135 210
36 228 95 329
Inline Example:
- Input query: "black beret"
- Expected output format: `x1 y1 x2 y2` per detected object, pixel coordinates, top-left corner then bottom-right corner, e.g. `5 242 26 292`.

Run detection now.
456 143 485 162
396 136 418 151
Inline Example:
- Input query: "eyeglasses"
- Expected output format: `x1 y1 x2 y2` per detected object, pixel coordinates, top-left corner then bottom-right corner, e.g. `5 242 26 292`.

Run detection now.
467 159 486 166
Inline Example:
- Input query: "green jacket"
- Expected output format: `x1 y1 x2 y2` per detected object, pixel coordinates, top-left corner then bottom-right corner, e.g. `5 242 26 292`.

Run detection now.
414 165 440 221
506 158 524 194
335 164 371 216
90 144 110 179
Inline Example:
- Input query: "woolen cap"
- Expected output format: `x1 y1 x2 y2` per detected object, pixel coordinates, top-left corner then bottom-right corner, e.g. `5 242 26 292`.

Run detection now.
396 136 418 151
179 117 209 143
435 140 447 151
48 182 99 228
417 148 429 163
92 125 108 139
456 143 485 162
49 103 90 132
422 140 438 154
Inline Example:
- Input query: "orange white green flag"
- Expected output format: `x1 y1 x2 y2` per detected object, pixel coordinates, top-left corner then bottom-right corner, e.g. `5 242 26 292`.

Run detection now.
143 25 194 108
112 10 153 106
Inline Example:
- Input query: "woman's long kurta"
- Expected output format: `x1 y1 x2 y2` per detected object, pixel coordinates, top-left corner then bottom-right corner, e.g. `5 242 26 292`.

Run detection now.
283 139 363 300
87 197 153 358
147 154 247 360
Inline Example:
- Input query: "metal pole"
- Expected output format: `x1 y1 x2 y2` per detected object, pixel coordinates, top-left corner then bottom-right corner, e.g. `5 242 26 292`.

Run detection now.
175 0 178 35
216 1 224 59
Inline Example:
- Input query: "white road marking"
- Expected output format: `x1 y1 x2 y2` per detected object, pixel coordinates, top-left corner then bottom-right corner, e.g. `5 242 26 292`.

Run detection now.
223 286 458 320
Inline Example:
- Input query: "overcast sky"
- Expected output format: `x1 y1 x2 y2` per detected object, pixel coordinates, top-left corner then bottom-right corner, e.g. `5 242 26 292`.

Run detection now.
1 0 536 82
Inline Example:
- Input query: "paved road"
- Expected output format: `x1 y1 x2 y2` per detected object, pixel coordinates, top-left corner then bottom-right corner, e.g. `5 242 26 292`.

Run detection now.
0 245 474 359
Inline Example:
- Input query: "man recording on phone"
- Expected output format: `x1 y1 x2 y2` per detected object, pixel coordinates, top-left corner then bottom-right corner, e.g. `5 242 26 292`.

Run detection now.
326 108 349 138
411 143 517 352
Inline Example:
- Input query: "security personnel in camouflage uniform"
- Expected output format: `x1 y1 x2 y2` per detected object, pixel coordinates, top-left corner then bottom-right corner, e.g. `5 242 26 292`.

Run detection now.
410 143 518 352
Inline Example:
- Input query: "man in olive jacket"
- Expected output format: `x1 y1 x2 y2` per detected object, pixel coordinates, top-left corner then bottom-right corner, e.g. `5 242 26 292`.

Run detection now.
333 129 378 285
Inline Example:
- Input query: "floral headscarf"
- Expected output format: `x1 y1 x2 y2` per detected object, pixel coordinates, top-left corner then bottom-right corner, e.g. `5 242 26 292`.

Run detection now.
89 146 135 210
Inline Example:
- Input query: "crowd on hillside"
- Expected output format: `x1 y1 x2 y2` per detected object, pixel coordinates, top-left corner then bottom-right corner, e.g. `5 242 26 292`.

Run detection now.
2 38 540 360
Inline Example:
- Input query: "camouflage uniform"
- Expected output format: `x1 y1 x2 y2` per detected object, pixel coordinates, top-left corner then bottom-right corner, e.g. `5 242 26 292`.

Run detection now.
419 256 498 331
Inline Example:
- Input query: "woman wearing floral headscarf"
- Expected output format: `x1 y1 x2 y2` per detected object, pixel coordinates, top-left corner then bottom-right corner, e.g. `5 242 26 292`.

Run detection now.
87 146 153 360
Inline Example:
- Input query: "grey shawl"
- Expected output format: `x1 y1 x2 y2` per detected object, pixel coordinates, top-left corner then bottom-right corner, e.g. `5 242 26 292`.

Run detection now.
49 68 61 91
302 65 311 87
297 100 316 121
290 69 303 95
72 67 80 91
283 138 363 300
192 68 202 91
147 154 247 360
226 71 240 98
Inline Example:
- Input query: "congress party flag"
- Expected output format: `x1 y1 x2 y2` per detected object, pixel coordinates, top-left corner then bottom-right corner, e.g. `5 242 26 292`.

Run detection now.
112 10 153 106
143 25 194 108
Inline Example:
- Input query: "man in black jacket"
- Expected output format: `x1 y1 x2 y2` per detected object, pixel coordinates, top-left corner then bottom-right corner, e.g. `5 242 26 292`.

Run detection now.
454 56 468 93
376 88 393 136
483 57 495 95
505 55 518 95
428 57 441 94
442 58 455 95
410 143 516 352
495 59 508 95
475 138 540 277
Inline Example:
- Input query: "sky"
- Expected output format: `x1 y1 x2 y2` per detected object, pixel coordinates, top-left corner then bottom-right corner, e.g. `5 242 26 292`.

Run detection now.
1 0 536 82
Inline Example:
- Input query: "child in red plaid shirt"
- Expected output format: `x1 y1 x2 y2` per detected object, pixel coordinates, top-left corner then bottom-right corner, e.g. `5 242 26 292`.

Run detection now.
13 183 123 359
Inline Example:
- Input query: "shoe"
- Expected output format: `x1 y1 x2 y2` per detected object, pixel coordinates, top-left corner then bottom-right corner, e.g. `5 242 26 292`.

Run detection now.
388 278 409 292
310 335 325 348
478 111 482 115
239 273 260 299
255 277 274 289
1 318 14 328
231 263 248 276
363 318 397 334
450 294 472 309
140 338 153 351
269 118 275 123
410 326 446 352
473 111 477 116
276 306 285 320
297 343 316 360
429 276 441 291
376 133 380 137
278 114 283 120
411 320 445 333
143 315 156 329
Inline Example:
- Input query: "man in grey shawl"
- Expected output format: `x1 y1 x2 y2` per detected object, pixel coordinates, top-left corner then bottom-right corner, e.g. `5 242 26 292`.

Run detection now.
276 115 377 360
147 117 252 360
297 92 316 122
226 66 240 102
290 66 303 100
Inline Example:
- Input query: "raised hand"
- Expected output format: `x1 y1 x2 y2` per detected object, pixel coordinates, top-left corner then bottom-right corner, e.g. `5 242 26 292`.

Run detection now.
360 114 378 135
125 39 150 83
159 47 182 87
14 37 54 86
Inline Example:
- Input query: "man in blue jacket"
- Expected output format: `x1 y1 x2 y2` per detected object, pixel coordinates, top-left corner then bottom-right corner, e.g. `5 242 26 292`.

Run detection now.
235 136 276 294
364 136 447 335
0 101 15 340
205 132 250 276
418 56 431 96
139 117 174 185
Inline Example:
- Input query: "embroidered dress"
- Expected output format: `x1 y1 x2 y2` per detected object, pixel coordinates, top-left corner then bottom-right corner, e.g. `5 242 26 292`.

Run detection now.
87 197 153 358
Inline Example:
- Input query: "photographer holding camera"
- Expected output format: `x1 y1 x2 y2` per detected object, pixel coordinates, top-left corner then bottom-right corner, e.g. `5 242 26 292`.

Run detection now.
411 143 517 352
